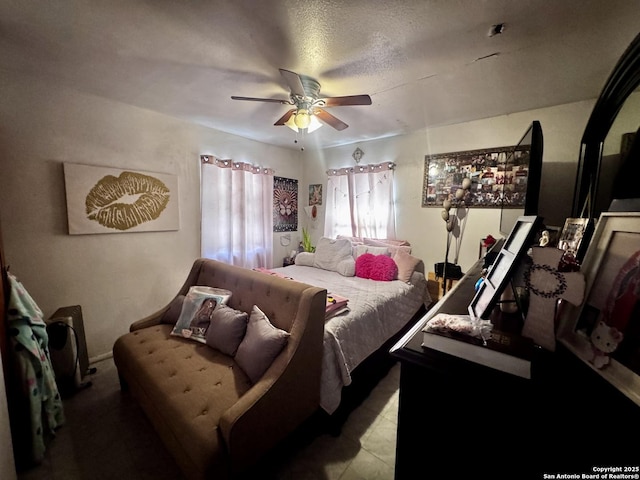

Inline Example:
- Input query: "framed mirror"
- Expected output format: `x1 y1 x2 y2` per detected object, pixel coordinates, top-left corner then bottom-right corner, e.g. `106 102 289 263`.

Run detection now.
572 32 640 219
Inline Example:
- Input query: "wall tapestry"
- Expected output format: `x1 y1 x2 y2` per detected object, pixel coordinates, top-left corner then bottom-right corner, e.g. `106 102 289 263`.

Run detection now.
273 176 298 232
422 145 530 208
63 163 179 235
309 184 322 206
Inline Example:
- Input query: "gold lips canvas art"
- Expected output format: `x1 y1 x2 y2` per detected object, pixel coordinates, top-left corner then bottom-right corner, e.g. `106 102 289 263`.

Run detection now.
63 163 180 234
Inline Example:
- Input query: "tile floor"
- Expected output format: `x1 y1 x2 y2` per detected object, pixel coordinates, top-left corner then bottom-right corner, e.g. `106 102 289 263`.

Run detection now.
16 356 401 480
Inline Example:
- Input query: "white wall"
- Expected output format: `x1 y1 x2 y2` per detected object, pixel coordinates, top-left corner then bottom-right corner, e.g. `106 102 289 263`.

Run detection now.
303 100 595 275
1 64 629 363
0 70 302 361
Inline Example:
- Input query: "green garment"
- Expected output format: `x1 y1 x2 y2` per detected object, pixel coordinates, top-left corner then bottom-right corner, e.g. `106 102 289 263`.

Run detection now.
7 272 65 464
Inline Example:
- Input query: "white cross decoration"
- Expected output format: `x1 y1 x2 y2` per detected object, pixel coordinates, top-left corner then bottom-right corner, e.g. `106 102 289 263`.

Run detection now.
521 247 585 351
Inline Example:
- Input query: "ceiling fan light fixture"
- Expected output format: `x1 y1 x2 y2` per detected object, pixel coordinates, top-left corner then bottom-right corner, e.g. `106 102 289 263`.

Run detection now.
307 114 323 133
232 69 371 135
284 114 299 132
294 109 311 129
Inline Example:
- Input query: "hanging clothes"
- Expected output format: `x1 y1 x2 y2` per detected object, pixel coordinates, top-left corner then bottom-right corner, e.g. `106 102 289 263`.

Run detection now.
6 272 64 465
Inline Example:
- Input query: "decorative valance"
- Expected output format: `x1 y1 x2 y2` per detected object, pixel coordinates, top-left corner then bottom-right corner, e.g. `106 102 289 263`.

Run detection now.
326 162 395 177
200 155 274 175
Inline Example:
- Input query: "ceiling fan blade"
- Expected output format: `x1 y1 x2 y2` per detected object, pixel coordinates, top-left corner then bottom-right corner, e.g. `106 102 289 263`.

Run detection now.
314 108 349 131
321 94 372 107
231 96 290 104
274 109 296 126
279 69 306 97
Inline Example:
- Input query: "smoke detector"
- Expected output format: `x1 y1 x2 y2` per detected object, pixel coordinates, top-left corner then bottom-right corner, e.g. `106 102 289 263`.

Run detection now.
489 23 505 37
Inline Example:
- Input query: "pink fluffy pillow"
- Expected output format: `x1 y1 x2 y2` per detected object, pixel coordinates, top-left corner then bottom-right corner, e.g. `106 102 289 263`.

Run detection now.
355 253 398 281
355 252 373 278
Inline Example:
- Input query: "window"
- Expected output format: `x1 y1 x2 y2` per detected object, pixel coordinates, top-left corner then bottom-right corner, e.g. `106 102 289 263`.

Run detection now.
200 156 274 269
325 162 396 239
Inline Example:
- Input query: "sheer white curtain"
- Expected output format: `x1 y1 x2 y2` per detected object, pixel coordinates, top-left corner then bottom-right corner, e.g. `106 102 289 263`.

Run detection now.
200 155 274 269
324 162 396 239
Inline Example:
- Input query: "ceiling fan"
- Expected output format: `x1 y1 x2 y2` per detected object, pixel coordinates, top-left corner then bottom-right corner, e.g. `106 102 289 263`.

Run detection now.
231 69 372 132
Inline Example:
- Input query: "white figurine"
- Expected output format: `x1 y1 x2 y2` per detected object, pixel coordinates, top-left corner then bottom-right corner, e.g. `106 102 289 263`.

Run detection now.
539 230 550 247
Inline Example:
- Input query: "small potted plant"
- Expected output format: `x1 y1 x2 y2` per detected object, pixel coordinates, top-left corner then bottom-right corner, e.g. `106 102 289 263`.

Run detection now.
301 227 315 253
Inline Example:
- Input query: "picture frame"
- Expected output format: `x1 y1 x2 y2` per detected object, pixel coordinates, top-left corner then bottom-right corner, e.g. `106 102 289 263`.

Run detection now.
309 184 322 206
422 144 530 208
63 162 180 235
557 212 640 407
468 215 541 321
273 176 298 232
558 217 594 260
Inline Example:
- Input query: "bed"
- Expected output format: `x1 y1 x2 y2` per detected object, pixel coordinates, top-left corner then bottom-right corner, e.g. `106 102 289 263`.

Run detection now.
268 236 431 414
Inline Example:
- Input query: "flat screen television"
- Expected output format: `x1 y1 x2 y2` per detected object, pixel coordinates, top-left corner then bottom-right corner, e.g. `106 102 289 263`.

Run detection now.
499 121 543 237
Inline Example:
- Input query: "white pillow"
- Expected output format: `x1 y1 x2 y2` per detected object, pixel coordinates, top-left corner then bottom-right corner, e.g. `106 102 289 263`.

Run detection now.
294 252 316 266
313 237 353 273
363 238 412 257
336 257 356 277
354 244 390 258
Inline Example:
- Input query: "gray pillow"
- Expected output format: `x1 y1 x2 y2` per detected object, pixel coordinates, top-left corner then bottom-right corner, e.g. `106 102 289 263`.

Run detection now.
205 304 248 356
234 305 290 383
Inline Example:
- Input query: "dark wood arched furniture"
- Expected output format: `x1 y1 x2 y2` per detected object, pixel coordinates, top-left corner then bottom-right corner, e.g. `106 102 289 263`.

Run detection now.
1 219 8 386
572 31 640 218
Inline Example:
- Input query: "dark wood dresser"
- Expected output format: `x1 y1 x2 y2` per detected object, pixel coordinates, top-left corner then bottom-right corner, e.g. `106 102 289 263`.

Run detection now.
391 256 639 479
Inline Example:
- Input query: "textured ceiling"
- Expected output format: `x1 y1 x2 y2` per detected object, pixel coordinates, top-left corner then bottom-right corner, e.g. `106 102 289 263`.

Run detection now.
1 0 639 150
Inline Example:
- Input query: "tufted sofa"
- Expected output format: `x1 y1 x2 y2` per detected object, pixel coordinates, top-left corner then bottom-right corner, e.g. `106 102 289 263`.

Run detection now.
112 258 327 480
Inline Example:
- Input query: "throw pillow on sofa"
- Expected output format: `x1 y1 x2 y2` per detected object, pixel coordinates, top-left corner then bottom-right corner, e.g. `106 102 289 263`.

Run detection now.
205 304 248 356
171 286 232 343
235 305 290 383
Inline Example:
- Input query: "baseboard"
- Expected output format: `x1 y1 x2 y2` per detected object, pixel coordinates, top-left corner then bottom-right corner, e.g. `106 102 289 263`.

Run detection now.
89 351 113 365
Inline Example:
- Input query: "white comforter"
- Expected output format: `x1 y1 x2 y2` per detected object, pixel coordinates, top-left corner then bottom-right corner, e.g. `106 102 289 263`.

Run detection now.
270 265 430 414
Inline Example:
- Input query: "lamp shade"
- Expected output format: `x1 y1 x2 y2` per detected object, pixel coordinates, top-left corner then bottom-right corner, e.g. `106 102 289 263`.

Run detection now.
284 108 323 133
307 114 323 133
284 114 299 132
294 109 311 129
